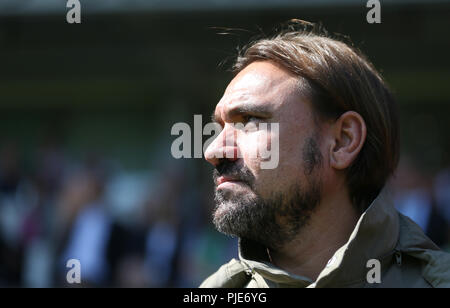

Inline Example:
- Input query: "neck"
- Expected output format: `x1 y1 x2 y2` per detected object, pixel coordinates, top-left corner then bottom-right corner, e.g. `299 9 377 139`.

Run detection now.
269 188 360 281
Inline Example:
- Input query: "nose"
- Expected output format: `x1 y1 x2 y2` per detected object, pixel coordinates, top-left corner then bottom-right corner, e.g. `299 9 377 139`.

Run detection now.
204 124 240 167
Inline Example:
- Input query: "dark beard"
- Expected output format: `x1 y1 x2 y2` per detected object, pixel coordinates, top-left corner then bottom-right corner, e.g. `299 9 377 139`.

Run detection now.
212 136 323 251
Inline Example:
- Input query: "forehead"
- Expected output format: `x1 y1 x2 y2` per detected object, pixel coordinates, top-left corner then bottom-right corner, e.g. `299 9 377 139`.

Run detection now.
215 61 299 116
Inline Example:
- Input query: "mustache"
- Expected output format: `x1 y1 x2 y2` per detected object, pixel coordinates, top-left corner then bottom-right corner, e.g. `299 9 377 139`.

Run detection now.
213 161 255 188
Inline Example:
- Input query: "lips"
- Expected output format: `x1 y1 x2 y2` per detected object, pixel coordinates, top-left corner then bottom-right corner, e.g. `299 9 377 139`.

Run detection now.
216 176 242 186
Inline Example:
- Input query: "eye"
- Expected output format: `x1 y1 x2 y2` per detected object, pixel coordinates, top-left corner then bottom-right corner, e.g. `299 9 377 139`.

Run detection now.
242 115 259 124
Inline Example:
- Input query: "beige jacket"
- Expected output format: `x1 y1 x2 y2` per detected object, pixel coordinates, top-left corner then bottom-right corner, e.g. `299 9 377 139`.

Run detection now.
200 191 450 288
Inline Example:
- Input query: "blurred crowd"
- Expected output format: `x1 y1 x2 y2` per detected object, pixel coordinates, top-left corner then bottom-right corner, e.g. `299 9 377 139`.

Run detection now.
0 140 237 287
0 140 449 287
391 156 450 250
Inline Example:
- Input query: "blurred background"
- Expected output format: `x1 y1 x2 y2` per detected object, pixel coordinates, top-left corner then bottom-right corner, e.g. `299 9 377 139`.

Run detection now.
0 0 450 287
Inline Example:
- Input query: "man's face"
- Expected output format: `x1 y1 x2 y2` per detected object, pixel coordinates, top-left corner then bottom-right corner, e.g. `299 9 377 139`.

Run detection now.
204 61 324 250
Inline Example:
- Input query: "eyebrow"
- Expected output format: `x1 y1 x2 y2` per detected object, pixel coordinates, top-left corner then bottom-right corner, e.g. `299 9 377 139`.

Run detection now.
211 104 273 124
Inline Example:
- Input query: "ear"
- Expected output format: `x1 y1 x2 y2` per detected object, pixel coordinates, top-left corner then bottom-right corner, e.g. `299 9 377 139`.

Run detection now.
329 111 367 170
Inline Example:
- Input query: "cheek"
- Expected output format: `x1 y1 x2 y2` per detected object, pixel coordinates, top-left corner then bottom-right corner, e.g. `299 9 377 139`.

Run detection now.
237 128 289 191
260 125 305 189
276 125 301 168
237 130 265 172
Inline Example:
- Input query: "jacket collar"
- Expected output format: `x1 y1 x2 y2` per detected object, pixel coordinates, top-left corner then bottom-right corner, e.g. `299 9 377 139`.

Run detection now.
238 188 400 287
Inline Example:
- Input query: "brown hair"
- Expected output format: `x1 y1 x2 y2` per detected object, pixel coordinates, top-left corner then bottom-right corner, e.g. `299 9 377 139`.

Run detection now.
233 21 399 212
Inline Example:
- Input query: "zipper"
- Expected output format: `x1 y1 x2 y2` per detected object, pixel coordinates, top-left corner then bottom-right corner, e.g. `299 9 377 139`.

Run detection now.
394 250 402 267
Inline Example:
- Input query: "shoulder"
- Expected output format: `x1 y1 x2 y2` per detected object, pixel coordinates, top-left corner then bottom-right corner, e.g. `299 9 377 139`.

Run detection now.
417 249 450 288
397 213 450 287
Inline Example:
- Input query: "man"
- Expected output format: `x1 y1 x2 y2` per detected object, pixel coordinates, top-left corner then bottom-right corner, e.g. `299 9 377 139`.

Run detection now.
200 22 450 288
